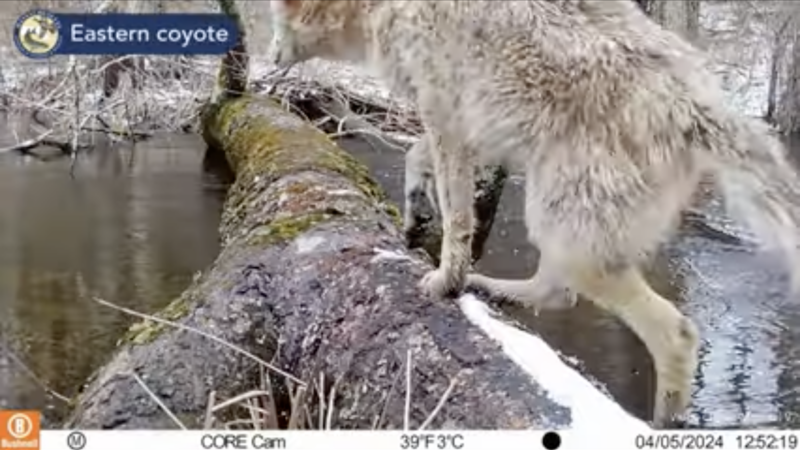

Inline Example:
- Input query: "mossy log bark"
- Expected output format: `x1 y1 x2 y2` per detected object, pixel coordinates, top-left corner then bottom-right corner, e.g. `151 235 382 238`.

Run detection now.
65 95 573 430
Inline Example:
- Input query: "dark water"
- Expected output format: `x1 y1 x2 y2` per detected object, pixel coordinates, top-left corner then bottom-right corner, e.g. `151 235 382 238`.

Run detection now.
1 126 800 429
0 130 228 425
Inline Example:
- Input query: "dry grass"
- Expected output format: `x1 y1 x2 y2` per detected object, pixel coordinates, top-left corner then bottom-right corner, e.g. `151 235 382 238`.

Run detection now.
92 296 457 431
5 293 458 430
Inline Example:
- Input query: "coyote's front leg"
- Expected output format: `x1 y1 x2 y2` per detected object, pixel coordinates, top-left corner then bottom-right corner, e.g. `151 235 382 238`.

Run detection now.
404 134 440 249
419 131 476 299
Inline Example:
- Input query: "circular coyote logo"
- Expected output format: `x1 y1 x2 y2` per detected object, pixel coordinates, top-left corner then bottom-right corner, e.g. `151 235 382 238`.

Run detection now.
14 9 62 59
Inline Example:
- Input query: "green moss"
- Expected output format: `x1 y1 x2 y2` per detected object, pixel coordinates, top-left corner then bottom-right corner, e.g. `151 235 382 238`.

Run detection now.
207 96 397 239
121 295 194 346
381 202 403 228
216 97 253 140
245 211 333 247
315 150 388 203
216 99 389 204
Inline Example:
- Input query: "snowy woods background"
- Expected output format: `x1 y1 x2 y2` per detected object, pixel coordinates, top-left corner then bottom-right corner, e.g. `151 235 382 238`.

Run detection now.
0 0 798 153
635 0 800 133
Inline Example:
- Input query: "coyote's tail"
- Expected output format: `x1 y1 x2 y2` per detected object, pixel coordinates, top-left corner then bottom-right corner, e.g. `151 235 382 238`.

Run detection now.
707 115 800 293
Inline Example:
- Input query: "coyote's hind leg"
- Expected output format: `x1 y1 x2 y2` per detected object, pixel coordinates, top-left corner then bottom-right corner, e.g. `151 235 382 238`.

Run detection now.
570 265 699 427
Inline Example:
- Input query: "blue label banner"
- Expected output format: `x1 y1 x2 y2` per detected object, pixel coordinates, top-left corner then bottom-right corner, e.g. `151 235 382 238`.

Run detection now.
14 10 239 58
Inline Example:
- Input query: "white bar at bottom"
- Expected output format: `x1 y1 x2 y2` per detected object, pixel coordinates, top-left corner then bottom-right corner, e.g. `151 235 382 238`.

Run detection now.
38 429 800 450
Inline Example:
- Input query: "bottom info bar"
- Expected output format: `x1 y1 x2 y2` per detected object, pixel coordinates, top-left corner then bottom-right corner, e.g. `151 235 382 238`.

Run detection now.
31 430 800 450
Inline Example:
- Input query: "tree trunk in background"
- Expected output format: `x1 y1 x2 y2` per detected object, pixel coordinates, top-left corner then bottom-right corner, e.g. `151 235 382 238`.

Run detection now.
766 17 792 125
686 0 701 42
777 28 800 134
641 0 701 42
633 0 652 15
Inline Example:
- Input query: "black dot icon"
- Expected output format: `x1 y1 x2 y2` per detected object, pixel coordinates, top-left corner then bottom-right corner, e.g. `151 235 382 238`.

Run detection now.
542 431 561 450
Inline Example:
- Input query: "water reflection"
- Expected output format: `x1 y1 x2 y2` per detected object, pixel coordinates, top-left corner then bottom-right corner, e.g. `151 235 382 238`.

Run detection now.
0 132 227 424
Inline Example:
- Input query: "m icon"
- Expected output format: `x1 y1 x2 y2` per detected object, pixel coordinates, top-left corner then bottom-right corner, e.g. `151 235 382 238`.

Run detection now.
66 431 87 450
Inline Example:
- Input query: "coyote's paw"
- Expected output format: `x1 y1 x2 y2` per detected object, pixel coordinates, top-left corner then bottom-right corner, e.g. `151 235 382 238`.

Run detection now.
420 268 464 299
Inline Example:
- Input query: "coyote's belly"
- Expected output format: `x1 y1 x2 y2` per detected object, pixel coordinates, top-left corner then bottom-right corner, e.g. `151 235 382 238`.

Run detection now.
524 151 702 268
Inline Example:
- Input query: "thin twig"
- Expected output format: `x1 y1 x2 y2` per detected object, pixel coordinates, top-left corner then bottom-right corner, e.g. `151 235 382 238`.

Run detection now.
203 391 217 429
131 372 188 430
70 56 81 176
317 372 325 430
286 383 308 430
418 376 459 431
260 365 280 429
248 398 262 430
403 349 413 431
0 129 55 154
373 363 404 429
92 296 305 385
325 375 341 430
0 329 71 403
211 390 272 413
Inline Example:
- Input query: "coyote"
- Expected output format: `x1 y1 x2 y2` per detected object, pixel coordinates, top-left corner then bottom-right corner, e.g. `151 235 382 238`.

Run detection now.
269 0 800 427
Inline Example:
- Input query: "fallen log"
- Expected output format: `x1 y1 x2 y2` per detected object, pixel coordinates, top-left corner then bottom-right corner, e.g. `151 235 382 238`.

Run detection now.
64 93 647 430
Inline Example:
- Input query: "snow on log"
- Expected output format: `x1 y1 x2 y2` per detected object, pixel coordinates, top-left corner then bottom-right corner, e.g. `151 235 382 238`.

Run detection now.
64 94 648 431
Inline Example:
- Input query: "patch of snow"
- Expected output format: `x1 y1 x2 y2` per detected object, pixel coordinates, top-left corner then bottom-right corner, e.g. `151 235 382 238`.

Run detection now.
295 235 326 254
385 132 419 146
371 247 413 263
1 64 52 90
327 189 363 197
458 294 650 434
277 193 289 207
250 58 413 111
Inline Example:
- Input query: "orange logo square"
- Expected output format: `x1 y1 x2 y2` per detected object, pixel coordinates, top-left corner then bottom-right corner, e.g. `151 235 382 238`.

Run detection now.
0 410 40 450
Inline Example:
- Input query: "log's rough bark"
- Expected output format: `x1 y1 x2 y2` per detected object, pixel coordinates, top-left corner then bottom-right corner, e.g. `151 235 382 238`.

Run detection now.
64 95 574 430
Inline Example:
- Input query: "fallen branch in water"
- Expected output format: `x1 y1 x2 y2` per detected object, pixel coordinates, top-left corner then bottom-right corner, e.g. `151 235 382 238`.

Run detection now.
0 328 71 404
0 129 88 160
79 125 153 140
317 94 412 153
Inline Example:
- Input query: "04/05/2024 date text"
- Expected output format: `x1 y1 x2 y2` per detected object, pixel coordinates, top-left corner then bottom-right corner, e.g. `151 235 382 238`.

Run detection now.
635 433 800 450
